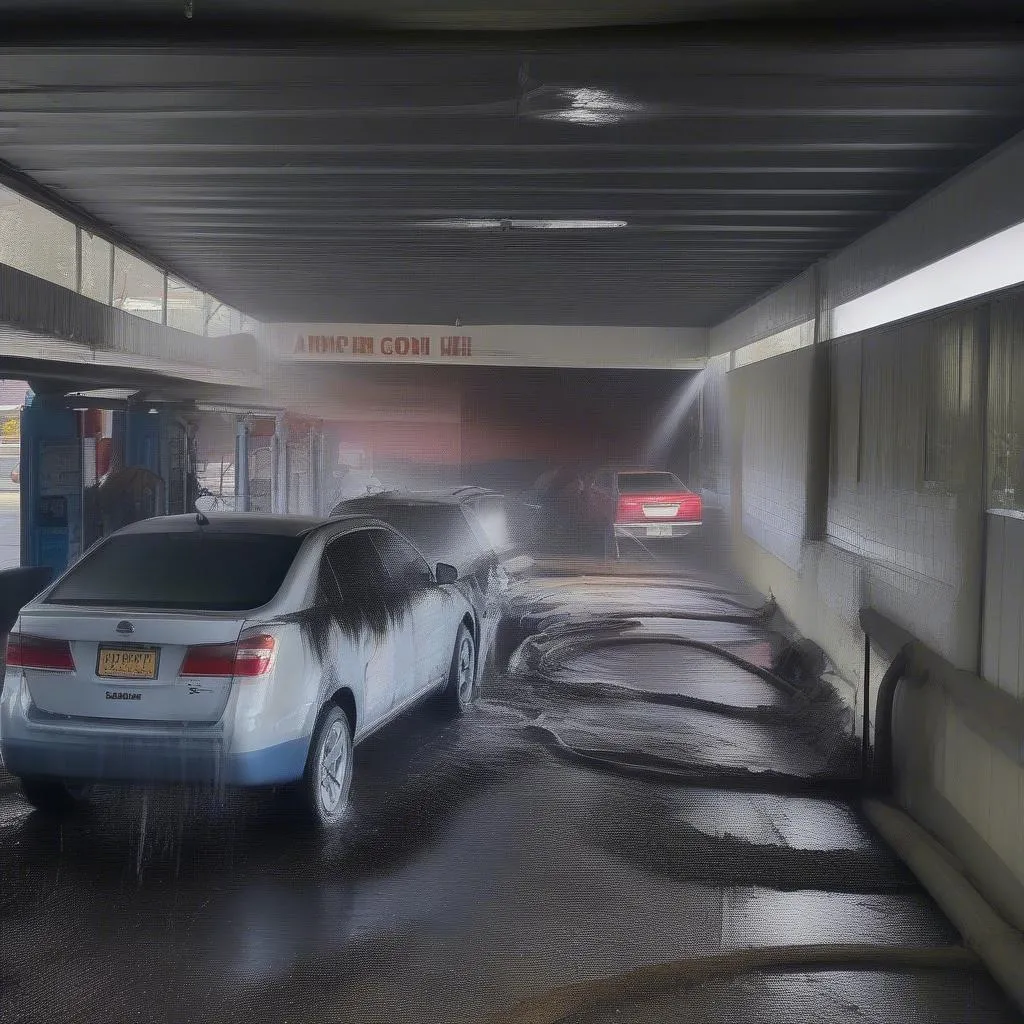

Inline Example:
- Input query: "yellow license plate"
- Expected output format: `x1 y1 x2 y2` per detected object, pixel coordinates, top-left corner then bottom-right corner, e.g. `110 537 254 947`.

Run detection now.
97 648 159 680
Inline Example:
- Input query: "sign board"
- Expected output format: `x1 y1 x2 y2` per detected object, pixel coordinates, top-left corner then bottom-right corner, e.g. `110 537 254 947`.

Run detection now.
271 323 707 370
36 440 82 567
39 442 79 497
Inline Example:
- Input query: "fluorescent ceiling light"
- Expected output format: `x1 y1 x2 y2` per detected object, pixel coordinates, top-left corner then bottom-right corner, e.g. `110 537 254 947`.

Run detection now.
832 218 1024 338
68 389 138 402
419 218 628 230
530 87 649 125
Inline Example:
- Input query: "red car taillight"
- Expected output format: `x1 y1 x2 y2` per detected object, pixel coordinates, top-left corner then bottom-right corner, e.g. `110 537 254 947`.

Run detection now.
6 634 75 672
180 634 277 679
616 492 702 523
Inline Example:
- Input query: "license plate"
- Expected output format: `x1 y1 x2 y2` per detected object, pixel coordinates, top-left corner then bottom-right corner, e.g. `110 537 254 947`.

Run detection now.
646 525 673 538
97 647 159 680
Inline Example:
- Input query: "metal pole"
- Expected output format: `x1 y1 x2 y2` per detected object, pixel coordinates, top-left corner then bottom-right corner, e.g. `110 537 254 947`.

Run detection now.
862 630 872 779
270 420 281 514
235 416 249 512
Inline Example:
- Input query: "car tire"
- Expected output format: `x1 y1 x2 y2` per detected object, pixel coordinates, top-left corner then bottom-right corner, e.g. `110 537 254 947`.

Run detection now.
20 778 80 815
441 623 476 715
293 704 354 830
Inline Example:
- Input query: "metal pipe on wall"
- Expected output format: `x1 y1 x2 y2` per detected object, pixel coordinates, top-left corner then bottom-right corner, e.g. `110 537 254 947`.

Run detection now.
235 416 249 512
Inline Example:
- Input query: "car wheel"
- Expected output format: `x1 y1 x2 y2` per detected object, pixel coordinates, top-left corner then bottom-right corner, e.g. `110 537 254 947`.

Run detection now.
442 623 476 715
295 704 354 829
20 778 80 815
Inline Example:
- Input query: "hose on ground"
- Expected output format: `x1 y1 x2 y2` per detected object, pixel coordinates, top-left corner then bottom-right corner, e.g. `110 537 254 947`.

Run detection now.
482 943 980 1024
523 720 860 796
516 595 776 634
532 627 806 702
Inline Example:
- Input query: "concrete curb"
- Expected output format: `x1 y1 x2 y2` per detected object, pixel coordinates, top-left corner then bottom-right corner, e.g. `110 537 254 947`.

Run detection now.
863 798 1024 1015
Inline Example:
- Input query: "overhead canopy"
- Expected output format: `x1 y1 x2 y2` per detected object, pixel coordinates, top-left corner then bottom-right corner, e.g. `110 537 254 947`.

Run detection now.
2 11 1024 329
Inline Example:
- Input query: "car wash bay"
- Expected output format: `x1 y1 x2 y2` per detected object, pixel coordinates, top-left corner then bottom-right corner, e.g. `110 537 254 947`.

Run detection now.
2 14 1024 1024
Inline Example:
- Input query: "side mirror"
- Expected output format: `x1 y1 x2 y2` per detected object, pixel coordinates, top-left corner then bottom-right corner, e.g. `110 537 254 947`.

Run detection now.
435 562 459 586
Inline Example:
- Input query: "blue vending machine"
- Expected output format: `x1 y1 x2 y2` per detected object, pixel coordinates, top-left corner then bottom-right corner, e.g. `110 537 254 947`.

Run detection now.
20 395 83 576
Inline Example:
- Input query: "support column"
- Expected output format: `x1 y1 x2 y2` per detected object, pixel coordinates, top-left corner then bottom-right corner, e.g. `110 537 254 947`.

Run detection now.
270 415 288 514
235 416 250 512
805 260 831 541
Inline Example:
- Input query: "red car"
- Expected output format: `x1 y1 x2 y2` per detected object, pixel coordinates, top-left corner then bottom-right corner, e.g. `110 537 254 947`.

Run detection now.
579 468 702 557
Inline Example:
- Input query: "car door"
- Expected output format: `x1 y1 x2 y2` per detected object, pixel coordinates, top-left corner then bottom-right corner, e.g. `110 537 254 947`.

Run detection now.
322 530 413 727
370 527 453 699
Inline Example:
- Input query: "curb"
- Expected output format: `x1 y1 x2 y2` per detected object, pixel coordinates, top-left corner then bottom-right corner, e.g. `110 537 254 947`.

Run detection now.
863 798 1024 1015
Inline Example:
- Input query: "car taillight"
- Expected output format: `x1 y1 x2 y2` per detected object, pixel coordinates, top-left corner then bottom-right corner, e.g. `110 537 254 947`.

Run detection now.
677 493 702 520
180 634 277 679
233 635 277 677
616 493 702 522
6 634 75 672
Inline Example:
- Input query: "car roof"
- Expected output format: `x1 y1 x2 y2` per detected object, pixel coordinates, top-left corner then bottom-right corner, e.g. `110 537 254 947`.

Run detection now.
337 488 501 508
116 512 379 538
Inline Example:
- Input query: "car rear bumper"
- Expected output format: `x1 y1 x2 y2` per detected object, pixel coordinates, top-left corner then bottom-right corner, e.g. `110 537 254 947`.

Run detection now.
0 678 308 787
613 521 701 539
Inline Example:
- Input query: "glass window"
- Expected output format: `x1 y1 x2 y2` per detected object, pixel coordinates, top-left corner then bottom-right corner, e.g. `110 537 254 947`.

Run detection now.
325 530 387 594
0 184 76 290
616 472 686 494
206 300 243 337
373 503 486 575
112 249 164 323
166 277 206 334
371 529 432 587
47 532 303 611
465 497 513 554
80 230 112 304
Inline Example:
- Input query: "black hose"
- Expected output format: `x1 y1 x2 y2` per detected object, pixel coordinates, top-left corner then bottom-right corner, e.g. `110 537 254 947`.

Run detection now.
536 629 806 701
523 721 861 796
872 647 909 794
484 943 980 1024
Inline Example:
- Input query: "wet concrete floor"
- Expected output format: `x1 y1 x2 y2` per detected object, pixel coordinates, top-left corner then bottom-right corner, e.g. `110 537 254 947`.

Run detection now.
0 556 1019 1024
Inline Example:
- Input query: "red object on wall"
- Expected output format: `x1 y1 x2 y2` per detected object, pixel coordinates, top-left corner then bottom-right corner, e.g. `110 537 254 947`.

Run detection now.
81 410 102 438
96 437 113 478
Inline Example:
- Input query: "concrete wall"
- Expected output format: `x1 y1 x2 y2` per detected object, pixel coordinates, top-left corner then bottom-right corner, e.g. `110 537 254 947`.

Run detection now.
733 347 813 572
708 127 1024 930
826 310 986 671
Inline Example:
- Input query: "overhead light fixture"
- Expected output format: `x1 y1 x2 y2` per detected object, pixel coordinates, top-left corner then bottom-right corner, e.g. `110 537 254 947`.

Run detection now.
529 86 649 126
419 218 628 230
67 388 138 402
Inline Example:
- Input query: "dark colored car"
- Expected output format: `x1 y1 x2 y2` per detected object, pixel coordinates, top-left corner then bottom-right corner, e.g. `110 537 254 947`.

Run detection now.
579 468 702 558
330 489 520 677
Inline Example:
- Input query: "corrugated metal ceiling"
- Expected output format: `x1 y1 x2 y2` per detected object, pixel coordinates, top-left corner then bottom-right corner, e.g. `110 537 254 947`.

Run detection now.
3 17 1024 326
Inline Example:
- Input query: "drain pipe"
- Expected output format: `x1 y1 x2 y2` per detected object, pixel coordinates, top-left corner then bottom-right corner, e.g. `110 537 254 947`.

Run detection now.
861 631 871 778
859 610 1024 1015
870 646 908 793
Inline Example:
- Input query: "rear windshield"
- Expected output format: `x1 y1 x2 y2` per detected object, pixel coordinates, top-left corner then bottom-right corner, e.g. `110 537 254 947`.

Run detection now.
47 532 304 611
465 498 513 554
616 472 687 494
